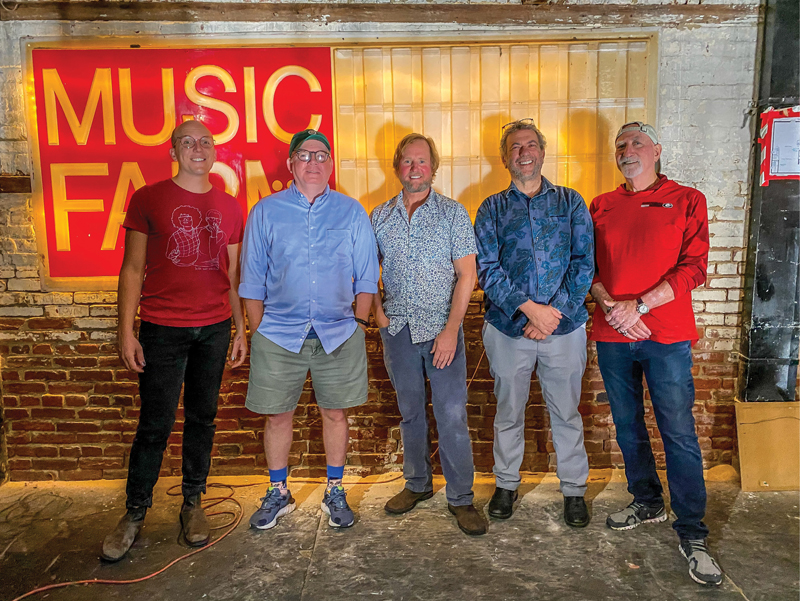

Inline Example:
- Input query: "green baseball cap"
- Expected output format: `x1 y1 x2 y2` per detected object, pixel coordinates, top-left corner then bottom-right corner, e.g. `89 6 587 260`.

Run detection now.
615 121 660 145
289 129 331 155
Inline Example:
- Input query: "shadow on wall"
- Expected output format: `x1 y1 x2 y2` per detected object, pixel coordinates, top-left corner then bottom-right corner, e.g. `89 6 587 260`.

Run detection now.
456 113 509 216
0 369 7 486
357 120 414 212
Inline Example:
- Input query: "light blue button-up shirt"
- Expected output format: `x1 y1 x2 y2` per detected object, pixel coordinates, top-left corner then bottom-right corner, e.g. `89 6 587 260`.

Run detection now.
238 184 379 354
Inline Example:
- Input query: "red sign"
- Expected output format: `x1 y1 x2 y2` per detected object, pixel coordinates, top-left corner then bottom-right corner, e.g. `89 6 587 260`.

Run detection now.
758 106 800 187
28 46 335 284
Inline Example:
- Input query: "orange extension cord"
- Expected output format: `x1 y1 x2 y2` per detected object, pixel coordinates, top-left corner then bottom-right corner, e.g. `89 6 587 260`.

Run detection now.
11 349 485 601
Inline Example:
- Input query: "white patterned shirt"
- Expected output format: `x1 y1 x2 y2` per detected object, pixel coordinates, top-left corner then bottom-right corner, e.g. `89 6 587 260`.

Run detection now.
370 190 477 344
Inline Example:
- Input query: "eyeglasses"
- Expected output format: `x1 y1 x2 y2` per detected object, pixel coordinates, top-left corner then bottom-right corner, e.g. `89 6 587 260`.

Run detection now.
176 136 215 150
502 118 536 130
293 150 331 163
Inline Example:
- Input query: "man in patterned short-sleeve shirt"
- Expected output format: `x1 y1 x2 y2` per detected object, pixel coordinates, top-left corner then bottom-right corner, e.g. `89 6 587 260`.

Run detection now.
474 118 594 528
371 133 486 536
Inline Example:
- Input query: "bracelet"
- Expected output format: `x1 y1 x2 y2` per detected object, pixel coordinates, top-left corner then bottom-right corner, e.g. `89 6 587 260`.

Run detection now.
354 317 370 327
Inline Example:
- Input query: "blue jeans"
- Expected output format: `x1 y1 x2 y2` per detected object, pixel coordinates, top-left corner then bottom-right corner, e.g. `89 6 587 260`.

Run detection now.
126 319 231 508
596 340 708 540
380 325 475 506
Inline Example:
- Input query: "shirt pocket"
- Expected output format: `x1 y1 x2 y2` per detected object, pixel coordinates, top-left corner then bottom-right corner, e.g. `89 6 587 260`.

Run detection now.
326 229 352 264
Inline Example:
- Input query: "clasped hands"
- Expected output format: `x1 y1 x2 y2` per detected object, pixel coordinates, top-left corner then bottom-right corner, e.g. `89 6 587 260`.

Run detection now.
603 299 651 341
519 301 562 340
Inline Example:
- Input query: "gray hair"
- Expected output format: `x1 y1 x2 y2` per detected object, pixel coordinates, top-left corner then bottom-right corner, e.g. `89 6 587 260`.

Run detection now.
500 119 547 161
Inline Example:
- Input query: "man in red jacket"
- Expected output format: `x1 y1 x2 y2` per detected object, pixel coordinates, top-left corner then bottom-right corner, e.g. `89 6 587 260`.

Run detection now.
589 122 722 587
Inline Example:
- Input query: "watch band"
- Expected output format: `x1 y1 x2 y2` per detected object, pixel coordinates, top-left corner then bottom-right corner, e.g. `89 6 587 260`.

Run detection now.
354 317 370 327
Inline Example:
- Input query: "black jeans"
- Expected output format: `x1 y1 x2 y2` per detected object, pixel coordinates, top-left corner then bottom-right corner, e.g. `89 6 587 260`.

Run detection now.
126 318 231 508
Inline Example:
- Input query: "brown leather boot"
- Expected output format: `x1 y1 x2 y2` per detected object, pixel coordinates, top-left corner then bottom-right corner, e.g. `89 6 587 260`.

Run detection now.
101 507 146 562
448 503 487 536
180 494 210 547
384 488 434 515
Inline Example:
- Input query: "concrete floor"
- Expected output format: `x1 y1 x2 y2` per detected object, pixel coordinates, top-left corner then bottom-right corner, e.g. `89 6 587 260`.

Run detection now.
0 470 797 601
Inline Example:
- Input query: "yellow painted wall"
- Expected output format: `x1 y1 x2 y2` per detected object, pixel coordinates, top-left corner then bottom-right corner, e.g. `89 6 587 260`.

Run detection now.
333 39 655 215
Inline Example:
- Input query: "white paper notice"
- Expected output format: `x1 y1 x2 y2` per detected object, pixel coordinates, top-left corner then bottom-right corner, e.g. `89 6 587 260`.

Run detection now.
770 117 800 176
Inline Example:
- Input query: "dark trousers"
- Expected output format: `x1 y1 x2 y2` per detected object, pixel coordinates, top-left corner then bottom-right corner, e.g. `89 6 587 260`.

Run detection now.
380 325 475 506
596 340 708 540
126 318 231 509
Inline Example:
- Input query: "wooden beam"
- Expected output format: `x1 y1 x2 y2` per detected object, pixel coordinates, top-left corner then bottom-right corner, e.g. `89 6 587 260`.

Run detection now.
0 176 32 194
1 2 758 25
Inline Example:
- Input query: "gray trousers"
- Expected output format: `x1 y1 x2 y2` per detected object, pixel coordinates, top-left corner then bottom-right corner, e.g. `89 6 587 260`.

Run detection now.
482 322 589 496
380 325 475 506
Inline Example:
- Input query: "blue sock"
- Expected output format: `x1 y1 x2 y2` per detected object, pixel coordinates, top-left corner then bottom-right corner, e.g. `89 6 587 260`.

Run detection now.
269 467 288 484
327 465 344 481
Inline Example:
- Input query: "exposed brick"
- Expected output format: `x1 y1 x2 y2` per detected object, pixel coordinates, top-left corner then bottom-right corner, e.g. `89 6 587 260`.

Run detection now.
27 318 73 330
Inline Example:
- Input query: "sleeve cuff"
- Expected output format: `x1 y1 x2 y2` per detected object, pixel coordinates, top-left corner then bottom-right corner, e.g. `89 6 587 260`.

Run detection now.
500 291 529 318
550 291 568 313
354 280 379 295
238 282 267 300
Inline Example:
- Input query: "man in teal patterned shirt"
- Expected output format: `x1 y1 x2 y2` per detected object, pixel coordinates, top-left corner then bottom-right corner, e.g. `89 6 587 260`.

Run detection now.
474 118 594 528
372 133 485 536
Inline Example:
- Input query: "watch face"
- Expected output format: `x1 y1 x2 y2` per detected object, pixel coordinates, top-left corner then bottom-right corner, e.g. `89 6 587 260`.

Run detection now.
638 304 648 314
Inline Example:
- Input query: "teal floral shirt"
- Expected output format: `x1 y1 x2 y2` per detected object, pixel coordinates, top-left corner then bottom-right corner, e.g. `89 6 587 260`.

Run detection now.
474 177 594 338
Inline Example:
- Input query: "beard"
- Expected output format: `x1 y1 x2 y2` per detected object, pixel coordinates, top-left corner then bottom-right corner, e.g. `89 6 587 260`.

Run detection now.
401 175 432 194
617 158 643 179
508 158 543 183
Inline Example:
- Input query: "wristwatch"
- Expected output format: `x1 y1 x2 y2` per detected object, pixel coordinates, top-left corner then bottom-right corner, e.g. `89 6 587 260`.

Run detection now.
636 298 649 315
355 317 370 327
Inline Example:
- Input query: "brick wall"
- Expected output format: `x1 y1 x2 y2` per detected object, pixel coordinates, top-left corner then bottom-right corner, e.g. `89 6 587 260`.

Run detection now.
0 0 760 481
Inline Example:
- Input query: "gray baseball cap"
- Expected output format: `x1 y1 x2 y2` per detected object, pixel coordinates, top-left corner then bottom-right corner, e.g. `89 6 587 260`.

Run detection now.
615 121 659 145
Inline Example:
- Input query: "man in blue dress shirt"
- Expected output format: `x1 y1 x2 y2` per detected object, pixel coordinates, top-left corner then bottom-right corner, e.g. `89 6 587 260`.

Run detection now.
239 129 379 530
474 119 594 528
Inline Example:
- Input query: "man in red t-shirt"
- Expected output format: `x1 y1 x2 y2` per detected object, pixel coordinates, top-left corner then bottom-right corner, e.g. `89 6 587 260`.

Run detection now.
101 121 246 562
589 122 722 587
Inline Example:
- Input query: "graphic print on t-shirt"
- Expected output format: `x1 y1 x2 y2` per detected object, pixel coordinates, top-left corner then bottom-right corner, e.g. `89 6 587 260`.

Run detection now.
166 205 228 270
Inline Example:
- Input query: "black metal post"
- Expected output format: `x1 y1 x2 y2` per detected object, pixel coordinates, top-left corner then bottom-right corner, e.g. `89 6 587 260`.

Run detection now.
740 0 800 401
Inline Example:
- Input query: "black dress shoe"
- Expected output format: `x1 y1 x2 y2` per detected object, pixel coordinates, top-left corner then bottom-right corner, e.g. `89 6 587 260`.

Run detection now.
487 487 518 519
564 496 590 528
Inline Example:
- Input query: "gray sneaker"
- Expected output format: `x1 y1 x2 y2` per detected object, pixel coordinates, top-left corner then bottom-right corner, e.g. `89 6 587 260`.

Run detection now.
679 539 723 586
606 501 667 530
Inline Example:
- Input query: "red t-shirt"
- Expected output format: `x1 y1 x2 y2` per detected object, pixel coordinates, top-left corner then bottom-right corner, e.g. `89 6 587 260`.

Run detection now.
589 175 709 344
123 179 244 327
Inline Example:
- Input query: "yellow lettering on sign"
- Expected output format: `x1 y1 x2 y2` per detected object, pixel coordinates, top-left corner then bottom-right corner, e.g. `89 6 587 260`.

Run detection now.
185 65 239 144
244 67 257 143
245 160 272 212
263 66 323 144
50 163 108 251
43 68 115 146
119 68 176 146
210 162 240 198
101 162 146 250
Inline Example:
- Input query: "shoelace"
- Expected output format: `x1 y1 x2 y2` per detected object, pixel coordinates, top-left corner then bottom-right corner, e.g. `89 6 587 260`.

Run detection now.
627 501 660 516
259 488 285 510
682 539 709 556
326 487 348 509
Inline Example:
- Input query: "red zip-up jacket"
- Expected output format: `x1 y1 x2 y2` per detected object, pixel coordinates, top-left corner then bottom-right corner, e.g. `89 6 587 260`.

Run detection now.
589 175 709 344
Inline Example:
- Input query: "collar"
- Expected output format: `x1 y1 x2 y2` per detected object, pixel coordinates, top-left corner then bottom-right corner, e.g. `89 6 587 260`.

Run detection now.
289 182 331 207
618 174 669 195
506 176 555 200
388 188 440 218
